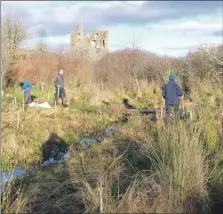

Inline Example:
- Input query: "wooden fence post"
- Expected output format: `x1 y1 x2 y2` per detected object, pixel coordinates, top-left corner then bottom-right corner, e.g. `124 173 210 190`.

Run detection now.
22 99 25 112
99 186 103 214
17 110 20 129
160 104 163 120
54 101 57 119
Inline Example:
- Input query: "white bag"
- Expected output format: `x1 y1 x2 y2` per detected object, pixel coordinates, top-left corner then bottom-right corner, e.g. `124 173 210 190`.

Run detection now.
28 102 52 109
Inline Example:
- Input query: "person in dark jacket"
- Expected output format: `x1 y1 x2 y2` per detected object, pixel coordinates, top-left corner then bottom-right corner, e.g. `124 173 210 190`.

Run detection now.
54 69 67 106
162 74 183 121
19 81 32 104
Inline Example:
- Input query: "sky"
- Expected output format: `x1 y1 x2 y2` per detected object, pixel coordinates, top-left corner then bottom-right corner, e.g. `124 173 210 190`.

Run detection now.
1 0 223 57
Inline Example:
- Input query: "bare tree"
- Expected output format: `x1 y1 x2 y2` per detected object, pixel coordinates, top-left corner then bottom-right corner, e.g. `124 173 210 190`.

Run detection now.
56 49 64 70
94 33 163 94
66 45 102 62
199 46 223 67
125 33 144 95
199 46 223 83
35 40 47 91
1 10 29 89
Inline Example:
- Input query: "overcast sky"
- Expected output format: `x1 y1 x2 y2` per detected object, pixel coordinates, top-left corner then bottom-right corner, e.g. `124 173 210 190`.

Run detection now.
1 1 223 57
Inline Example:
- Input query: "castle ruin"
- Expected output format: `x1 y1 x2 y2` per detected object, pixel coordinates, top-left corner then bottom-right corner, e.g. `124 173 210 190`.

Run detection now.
70 25 109 55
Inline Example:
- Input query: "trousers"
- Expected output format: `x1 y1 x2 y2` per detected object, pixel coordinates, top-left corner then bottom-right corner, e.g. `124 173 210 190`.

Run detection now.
55 87 66 104
24 88 32 101
165 104 180 122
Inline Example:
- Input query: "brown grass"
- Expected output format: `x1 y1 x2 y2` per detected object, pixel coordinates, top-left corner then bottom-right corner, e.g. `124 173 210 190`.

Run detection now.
1 43 223 213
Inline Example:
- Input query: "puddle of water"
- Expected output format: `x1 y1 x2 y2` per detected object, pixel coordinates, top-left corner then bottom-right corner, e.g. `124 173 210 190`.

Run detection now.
79 127 119 148
0 152 69 193
0 126 119 193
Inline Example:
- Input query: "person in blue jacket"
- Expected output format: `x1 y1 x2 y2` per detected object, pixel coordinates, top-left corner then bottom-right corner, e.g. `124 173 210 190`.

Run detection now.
19 81 32 104
162 74 183 122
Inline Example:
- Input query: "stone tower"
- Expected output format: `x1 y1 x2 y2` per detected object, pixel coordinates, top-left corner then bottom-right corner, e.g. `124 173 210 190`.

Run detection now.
70 25 85 47
70 25 109 53
89 31 108 51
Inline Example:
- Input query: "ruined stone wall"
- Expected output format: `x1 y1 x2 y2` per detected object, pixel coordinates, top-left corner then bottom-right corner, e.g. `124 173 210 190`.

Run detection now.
89 31 108 51
70 25 108 57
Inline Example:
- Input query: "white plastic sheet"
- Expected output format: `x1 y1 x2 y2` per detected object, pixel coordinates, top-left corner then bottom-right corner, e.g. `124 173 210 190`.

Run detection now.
28 102 52 109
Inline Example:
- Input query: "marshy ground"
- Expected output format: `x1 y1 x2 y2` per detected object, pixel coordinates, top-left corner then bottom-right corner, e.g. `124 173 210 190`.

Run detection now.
1 79 223 213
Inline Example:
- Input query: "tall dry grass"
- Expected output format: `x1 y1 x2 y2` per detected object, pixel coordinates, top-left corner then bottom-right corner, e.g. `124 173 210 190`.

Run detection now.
1 45 223 213
2 101 222 213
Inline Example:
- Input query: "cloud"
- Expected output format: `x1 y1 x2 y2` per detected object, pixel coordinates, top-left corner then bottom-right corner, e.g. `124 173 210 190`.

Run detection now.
104 21 222 57
3 1 222 37
1 1 223 57
146 20 223 38
97 1 222 27
213 29 223 37
2 1 52 7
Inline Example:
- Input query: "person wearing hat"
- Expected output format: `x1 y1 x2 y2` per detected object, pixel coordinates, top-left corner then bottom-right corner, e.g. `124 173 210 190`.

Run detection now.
162 74 183 122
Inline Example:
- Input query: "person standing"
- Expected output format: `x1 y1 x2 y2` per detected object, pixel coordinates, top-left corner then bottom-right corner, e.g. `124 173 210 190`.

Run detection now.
162 74 183 122
54 69 67 106
19 81 32 104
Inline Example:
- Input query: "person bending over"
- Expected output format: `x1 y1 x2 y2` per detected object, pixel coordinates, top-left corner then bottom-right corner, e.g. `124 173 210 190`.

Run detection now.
19 81 32 104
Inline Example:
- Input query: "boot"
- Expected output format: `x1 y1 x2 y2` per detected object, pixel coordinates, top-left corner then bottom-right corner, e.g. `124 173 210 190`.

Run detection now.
62 98 68 107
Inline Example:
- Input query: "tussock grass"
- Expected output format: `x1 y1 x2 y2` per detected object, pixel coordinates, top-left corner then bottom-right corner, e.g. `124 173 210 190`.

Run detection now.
3 103 222 213
2 52 223 214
